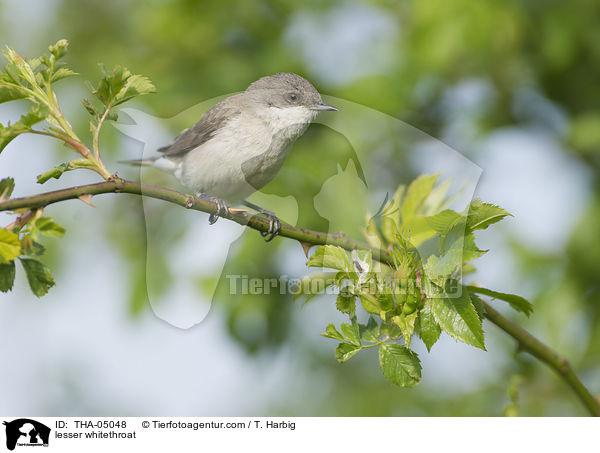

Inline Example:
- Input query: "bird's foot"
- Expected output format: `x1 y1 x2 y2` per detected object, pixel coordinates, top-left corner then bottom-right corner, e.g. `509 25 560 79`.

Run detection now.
260 212 281 242
242 200 281 242
207 198 229 225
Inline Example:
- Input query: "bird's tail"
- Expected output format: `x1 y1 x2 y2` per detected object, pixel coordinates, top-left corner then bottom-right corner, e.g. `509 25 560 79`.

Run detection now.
118 157 158 167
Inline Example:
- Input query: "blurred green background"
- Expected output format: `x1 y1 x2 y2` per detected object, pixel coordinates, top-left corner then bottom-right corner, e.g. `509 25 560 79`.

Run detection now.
0 0 599 416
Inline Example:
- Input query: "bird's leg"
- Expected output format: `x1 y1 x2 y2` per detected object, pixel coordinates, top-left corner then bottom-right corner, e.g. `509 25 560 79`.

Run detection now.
242 200 281 242
196 193 229 224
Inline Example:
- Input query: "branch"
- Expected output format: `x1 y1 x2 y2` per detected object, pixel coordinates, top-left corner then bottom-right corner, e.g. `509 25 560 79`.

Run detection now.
1 178 597 416
484 303 599 416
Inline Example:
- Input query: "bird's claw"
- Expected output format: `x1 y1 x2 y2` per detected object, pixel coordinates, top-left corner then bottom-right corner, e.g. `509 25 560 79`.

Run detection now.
208 198 229 225
260 213 281 242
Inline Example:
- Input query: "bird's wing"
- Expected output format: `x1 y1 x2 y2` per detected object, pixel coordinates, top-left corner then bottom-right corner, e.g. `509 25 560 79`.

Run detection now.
158 94 243 157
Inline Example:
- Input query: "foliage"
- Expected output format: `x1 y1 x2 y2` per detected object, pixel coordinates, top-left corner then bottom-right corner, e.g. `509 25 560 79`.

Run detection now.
301 175 532 387
0 40 154 296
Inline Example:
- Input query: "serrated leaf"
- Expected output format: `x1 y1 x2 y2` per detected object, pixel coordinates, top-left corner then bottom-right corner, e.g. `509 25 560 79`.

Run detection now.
0 177 15 200
401 173 439 220
466 200 511 231
51 67 77 83
0 104 49 153
429 288 486 350
466 285 533 316
306 245 351 271
0 81 30 103
322 323 345 341
0 228 21 263
379 344 422 387
113 74 156 106
392 311 418 347
0 260 15 292
340 322 361 346
360 317 380 343
19 256 55 297
336 291 355 316
82 98 98 116
469 292 485 321
335 342 361 363
425 209 463 236
416 302 441 352
358 291 382 314
423 250 462 282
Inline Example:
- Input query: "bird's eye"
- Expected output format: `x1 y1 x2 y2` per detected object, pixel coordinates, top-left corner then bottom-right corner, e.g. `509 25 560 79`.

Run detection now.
289 93 298 101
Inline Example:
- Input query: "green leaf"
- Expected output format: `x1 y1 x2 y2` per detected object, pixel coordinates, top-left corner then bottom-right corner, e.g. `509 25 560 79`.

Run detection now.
360 317 380 343
82 98 98 116
0 104 49 153
336 291 356 316
48 39 69 60
401 173 439 220
357 291 382 314
0 177 15 199
0 260 16 292
423 250 463 283
425 209 463 236
392 311 418 347
113 74 156 106
340 322 361 346
335 342 361 363
469 292 485 321
19 256 55 297
306 245 351 271
0 228 21 263
466 200 511 231
466 285 533 316
322 323 345 341
35 217 66 238
416 302 442 351
51 67 77 83
90 64 155 108
0 81 30 104
379 344 422 387
430 288 486 350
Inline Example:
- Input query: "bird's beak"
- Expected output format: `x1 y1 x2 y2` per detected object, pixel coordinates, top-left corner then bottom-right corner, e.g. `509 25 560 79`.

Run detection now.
311 102 338 111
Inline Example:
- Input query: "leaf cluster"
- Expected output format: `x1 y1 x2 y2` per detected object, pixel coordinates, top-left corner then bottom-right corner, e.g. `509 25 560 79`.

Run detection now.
303 175 533 388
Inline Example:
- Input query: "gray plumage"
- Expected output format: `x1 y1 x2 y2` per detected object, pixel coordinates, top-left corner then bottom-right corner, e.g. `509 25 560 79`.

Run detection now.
122 72 336 238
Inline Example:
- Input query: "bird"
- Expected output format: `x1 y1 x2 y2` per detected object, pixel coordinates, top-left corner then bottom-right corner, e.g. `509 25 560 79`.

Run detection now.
123 72 337 241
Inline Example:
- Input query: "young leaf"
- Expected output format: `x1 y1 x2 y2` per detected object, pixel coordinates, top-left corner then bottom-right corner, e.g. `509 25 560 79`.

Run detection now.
336 291 356 316
401 173 439 220
379 344 422 388
466 200 511 231
335 342 361 363
0 261 16 292
0 228 21 263
0 177 15 199
0 104 50 153
430 288 486 350
360 317 380 343
0 81 30 104
113 74 156 106
322 323 345 341
48 39 69 60
51 67 77 83
340 322 361 346
35 217 66 238
416 303 442 352
19 256 55 297
306 245 351 271
392 312 418 348
466 285 533 316
425 209 463 236
37 159 96 184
